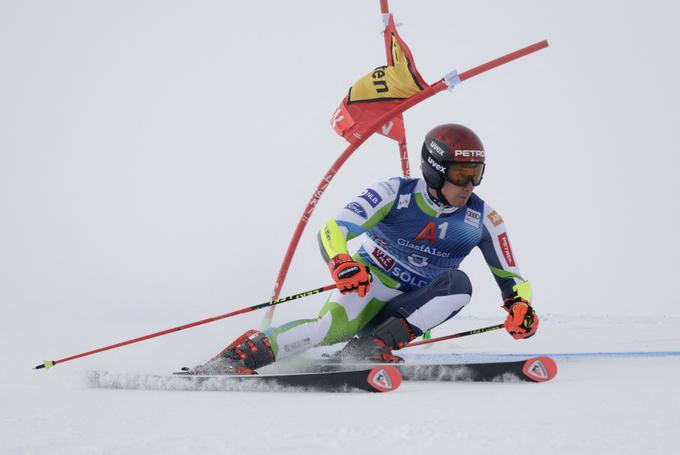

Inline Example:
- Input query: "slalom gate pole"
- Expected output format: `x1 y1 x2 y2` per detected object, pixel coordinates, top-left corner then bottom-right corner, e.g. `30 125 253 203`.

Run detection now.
33 284 336 371
263 39 549 328
380 1 411 179
403 324 504 348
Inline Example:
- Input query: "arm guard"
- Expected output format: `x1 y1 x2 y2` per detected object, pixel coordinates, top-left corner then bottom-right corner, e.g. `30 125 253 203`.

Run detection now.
318 219 349 263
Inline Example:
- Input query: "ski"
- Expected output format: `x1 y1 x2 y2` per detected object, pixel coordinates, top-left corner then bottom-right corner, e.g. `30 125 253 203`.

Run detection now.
399 356 557 382
88 366 402 393
312 356 557 383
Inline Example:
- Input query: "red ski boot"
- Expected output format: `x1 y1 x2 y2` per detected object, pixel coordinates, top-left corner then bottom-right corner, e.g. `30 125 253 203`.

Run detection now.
191 330 276 375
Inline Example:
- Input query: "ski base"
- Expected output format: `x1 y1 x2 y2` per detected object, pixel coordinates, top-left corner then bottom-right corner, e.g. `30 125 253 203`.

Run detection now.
88 366 401 393
312 356 557 383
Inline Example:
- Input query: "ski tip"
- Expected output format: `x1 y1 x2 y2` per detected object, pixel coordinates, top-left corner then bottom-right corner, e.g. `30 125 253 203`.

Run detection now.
522 356 558 382
367 366 402 392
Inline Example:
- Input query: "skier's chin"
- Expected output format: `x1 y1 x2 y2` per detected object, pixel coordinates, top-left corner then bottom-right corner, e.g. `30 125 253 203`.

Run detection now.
449 193 471 207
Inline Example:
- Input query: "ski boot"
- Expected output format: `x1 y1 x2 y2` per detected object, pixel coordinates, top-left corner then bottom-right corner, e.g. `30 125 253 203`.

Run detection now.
189 329 276 375
335 316 416 363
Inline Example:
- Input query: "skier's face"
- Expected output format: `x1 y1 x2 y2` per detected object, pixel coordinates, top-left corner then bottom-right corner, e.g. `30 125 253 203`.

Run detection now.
441 179 474 207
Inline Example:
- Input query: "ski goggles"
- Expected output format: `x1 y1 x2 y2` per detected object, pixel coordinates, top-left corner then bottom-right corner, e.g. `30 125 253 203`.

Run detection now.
445 163 485 187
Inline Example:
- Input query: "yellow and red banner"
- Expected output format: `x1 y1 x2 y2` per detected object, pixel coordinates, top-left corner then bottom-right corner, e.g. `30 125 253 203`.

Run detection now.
331 15 428 144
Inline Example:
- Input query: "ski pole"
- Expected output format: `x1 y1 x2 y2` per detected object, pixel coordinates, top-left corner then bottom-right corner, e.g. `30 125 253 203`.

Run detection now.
33 284 337 371
403 323 504 348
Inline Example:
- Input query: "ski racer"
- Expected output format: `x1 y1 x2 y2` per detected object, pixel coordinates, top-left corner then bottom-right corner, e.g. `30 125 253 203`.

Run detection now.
193 124 538 374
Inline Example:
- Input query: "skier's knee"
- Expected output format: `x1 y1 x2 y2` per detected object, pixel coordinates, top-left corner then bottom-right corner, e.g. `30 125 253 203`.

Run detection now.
428 268 472 297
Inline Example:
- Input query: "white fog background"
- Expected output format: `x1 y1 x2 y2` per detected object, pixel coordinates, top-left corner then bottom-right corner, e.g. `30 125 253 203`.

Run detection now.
2 2 680 454
1 0 678 383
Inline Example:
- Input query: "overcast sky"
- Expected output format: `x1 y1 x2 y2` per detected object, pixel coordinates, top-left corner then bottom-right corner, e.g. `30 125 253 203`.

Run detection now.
1 1 678 374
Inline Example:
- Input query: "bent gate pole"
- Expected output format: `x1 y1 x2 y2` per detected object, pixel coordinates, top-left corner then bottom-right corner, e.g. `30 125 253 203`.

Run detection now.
262 39 549 328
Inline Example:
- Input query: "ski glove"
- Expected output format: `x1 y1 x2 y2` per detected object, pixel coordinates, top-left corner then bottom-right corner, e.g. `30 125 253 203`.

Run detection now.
328 254 372 298
503 296 538 340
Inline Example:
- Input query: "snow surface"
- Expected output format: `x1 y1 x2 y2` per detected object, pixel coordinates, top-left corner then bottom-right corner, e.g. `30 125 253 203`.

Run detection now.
2 316 679 455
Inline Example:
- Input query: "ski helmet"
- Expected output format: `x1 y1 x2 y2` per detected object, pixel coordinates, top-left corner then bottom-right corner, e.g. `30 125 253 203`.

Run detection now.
421 124 486 191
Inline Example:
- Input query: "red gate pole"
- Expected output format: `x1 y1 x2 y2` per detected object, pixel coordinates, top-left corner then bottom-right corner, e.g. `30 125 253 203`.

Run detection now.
262 40 549 328
381 1 412 179
398 141 411 177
